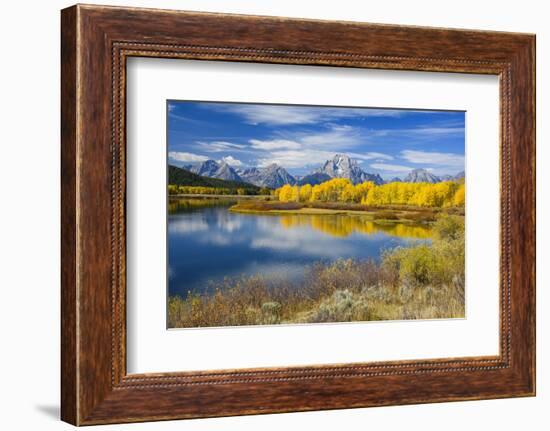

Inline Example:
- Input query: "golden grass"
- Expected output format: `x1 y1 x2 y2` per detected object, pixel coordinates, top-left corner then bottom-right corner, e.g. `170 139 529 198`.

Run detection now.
168 257 465 328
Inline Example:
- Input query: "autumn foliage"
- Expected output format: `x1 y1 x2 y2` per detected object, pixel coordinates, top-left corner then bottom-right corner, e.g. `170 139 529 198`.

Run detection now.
275 178 465 208
168 184 270 196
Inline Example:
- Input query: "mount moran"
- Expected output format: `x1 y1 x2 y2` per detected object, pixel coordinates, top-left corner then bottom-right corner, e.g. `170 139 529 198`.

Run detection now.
180 154 463 189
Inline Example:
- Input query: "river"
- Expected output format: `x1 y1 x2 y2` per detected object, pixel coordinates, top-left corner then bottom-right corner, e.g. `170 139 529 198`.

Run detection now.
168 198 433 297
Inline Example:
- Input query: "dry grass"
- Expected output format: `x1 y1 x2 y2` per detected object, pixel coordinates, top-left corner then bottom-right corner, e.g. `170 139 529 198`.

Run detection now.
168 257 465 328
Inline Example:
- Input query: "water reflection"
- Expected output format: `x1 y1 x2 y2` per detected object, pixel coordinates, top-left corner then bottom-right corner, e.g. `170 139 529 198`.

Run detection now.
168 198 434 296
168 198 237 213
278 213 432 239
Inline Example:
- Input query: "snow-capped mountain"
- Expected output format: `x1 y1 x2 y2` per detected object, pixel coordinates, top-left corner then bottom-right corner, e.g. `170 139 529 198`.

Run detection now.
254 164 296 188
190 160 222 177
212 161 242 182
188 161 295 188
184 155 464 189
190 160 243 182
403 168 440 184
238 167 263 185
237 165 296 188
316 154 385 185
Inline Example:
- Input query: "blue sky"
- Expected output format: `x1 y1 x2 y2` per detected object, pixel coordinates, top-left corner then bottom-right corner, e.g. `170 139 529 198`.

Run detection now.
167 100 465 179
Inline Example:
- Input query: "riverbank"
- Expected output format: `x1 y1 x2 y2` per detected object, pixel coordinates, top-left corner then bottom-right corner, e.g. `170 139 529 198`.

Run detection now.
229 200 463 224
169 193 271 200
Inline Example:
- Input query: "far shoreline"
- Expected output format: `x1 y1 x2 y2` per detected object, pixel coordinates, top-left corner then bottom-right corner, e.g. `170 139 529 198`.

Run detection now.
228 200 464 224
229 206 437 224
168 193 465 224
168 193 270 200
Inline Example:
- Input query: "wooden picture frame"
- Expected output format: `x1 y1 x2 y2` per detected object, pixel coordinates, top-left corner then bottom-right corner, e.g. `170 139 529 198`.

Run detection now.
61 4 535 425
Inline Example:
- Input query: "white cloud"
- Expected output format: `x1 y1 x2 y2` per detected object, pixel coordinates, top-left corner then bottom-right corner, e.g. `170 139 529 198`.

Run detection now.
220 155 243 167
351 152 393 161
370 163 412 172
257 149 339 168
168 151 208 162
253 143 393 169
222 105 322 125
368 126 464 140
354 109 410 118
412 127 464 135
249 139 302 150
330 124 354 132
401 150 464 167
197 141 246 152
299 129 360 147
261 124 367 152
209 104 411 126
189 124 392 169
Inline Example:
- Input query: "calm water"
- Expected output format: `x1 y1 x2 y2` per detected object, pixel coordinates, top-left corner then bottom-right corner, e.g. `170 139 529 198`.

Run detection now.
168 198 433 297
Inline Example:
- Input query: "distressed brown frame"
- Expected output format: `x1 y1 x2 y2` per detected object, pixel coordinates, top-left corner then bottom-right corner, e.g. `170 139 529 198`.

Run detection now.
61 4 536 426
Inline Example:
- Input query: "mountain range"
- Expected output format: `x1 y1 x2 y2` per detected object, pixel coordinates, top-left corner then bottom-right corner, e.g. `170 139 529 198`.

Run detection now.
238 164 297 188
168 165 261 193
178 154 464 189
315 154 385 185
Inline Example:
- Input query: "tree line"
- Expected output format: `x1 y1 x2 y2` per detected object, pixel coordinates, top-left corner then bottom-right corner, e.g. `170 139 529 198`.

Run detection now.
275 178 465 207
168 184 271 196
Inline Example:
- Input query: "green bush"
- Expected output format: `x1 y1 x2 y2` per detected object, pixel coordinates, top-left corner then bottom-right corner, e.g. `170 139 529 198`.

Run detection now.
382 213 465 288
399 245 439 286
433 214 464 240
383 245 440 286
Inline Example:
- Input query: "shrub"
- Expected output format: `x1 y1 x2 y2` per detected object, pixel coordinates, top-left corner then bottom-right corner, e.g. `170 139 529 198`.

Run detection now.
382 214 465 289
305 289 371 323
433 214 464 240
261 302 282 324
397 245 440 286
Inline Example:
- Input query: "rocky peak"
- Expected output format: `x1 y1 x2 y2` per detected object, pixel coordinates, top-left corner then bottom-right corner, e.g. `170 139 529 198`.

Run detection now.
190 159 220 177
317 154 383 185
403 168 440 184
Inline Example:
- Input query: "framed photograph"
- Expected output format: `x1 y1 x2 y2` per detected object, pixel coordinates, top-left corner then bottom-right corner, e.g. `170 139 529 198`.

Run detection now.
164 100 467 330
61 4 535 425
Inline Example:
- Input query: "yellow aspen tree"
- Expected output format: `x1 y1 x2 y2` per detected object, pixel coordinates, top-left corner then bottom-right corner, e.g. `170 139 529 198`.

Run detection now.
453 184 465 206
278 184 294 202
299 184 312 202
